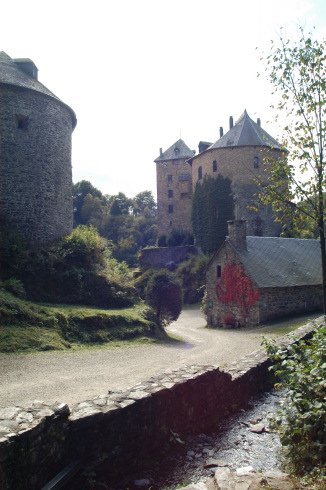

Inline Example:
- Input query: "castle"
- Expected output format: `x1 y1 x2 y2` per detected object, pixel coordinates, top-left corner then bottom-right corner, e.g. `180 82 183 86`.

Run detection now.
155 110 285 240
0 52 76 245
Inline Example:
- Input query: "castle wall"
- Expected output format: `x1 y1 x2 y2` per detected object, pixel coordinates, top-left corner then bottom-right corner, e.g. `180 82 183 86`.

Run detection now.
0 85 74 245
156 158 193 237
191 146 283 237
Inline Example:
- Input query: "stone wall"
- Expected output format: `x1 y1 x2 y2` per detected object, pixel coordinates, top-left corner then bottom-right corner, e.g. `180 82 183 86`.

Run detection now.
0 84 74 245
156 158 193 237
259 285 323 323
140 245 198 269
0 318 322 490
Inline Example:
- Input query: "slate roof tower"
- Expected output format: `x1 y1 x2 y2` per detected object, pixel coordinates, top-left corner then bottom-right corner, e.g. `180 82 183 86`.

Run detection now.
0 52 76 245
155 139 194 239
188 111 285 238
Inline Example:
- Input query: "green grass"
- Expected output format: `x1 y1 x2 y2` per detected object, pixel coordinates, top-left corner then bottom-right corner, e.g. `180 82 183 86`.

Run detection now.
0 290 154 353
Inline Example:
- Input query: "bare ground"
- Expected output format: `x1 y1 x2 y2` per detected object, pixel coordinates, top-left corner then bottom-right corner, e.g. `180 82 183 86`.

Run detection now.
0 307 319 408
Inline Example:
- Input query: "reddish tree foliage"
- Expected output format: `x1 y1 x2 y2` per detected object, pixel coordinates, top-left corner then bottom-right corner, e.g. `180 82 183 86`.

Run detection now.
216 262 260 324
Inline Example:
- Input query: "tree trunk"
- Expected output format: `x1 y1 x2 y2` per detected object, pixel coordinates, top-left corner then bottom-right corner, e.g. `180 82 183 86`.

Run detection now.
319 226 326 314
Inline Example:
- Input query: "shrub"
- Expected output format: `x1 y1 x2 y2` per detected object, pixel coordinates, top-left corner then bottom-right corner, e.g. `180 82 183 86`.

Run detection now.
145 271 182 329
167 229 194 247
264 325 326 478
0 279 26 299
176 254 208 304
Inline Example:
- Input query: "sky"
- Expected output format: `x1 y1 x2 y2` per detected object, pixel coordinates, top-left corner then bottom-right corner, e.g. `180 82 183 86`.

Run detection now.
1 0 325 199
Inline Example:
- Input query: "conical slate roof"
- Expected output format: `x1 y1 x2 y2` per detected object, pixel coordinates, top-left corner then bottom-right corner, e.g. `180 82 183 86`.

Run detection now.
0 51 76 128
209 110 283 150
155 138 195 162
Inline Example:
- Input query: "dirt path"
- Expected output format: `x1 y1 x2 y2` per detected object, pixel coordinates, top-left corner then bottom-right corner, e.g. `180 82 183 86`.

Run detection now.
0 307 316 408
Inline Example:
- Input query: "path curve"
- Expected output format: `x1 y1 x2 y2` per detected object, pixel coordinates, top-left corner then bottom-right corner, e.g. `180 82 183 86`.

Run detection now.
0 307 293 408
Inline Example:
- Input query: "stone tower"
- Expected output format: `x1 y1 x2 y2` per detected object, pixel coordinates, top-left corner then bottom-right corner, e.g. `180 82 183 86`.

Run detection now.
154 139 194 239
188 111 284 237
0 52 76 246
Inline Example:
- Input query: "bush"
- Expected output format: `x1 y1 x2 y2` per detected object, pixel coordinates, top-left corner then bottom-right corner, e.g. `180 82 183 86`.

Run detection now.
145 271 182 329
167 229 194 247
264 325 326 478
0 278 26 299
176 254 208 304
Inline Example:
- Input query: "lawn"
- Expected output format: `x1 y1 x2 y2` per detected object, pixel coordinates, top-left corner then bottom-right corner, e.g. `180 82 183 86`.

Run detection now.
0 290 154 353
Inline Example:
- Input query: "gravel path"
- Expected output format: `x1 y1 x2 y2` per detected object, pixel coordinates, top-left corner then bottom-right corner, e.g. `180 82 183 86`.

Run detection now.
0 307 300 408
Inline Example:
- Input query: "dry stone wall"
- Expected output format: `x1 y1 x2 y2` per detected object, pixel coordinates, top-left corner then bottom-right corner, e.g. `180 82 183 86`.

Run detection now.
0 318 322 489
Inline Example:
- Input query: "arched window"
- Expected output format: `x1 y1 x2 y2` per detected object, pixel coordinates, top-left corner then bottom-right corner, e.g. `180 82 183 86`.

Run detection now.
212 160 217 172
198 166 202 180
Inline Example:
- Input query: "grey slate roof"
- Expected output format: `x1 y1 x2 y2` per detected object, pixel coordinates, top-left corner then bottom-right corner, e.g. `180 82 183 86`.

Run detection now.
0 51 76 128
155 139 195 162
233 236 322 288
209 110 283 150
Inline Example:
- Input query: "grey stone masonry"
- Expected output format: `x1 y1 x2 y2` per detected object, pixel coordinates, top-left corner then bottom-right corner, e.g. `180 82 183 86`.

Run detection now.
0 53 76 245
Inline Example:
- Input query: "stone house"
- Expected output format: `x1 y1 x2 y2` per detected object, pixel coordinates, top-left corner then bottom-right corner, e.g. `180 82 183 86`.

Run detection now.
206 220 323 327
155 111 285 240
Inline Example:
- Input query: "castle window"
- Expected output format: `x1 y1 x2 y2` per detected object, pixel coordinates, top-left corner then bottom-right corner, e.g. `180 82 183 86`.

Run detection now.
168 189 173 198
168 204 174 214
167 174 173 184
254 156 259 168
178 173 190 181
216 265 222 278
16 114 29 130
198 166 203 180
212 160 217 172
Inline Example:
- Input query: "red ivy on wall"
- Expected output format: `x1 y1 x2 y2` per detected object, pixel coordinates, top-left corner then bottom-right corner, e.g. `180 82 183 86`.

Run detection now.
216 262 260 323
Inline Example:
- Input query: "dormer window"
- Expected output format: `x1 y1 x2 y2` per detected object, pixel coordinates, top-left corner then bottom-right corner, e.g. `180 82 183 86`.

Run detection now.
16 114 29 130
174 147 180 155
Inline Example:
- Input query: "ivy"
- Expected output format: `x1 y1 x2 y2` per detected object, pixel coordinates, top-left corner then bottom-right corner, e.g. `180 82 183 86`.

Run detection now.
192 175 234 254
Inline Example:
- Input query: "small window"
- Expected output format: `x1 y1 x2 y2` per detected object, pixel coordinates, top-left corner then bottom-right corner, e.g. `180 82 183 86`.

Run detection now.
216 265 222 278
198 166 203 180
253 156 259 168
212 160 217 172
168 175 173 184
168 204 174 214
16 114 29 130
168 189 173 198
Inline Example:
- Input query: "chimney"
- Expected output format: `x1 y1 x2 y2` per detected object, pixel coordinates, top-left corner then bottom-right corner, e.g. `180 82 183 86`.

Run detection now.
229 116 233 129
227 220 247 250
159 148 163 157
219 126 223 137
198 141 212 153
14 58 38 80
257 118 261 127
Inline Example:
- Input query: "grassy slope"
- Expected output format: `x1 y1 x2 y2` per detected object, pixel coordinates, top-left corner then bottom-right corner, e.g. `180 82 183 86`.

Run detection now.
0 290 153 353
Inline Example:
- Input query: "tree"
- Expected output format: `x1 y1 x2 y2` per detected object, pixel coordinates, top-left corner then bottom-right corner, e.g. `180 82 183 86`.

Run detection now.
73 180 108 226
192 175 234 254
145 271 182 330
132 191 157 218
259 28 326 312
